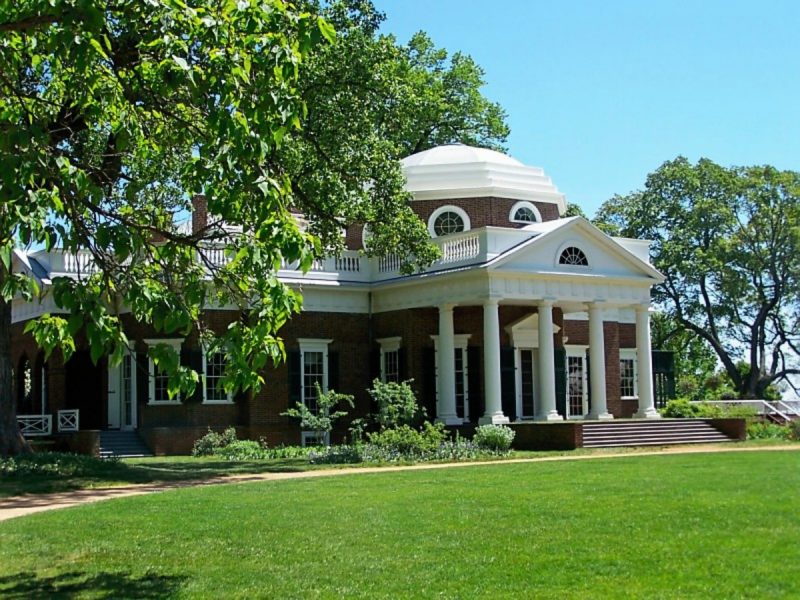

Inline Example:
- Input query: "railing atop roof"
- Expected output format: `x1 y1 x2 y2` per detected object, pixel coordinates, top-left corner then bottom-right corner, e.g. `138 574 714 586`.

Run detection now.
39 227 533 284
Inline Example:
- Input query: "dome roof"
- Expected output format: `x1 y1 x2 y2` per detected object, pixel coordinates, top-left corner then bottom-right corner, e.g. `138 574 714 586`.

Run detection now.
400 144 523 168
400 144 567 215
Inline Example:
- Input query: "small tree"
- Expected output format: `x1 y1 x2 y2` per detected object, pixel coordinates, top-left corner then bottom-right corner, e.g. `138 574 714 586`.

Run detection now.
367 379 422 430
281 384 353 446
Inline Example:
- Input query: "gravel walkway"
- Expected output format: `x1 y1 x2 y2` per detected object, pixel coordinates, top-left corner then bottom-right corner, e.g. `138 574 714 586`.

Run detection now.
1 444 797 522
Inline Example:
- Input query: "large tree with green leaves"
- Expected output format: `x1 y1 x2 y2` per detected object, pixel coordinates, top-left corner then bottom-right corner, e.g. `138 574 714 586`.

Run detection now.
597 157 800 400
0 0 509 455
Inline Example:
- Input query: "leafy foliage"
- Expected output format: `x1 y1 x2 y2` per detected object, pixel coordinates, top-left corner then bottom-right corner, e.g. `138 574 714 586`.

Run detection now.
472 424 516 453
281 384 354 444
746 422 790 441
366 421 447 455
367 379 423 430
191 427 238 457
596 157 800 399
0 0 511 455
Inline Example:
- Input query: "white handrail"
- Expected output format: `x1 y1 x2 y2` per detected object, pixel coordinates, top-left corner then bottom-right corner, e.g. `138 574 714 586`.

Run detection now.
17 414 52 437
696 399 793 422
58 409 80 432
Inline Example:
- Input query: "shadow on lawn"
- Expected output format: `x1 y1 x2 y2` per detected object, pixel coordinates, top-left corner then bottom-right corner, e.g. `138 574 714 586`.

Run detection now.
0 570 187 599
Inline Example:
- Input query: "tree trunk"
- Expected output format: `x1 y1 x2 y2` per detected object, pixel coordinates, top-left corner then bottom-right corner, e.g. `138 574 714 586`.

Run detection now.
0 290 30 456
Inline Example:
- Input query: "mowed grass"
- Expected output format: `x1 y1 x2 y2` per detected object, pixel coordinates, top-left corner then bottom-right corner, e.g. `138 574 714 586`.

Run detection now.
1 450 798 599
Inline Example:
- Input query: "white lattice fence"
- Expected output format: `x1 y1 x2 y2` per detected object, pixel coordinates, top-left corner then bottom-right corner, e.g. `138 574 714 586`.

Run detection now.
58 409 80 432
17 415 52 437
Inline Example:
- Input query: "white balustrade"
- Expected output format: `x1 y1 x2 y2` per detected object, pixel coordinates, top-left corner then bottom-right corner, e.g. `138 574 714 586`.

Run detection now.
440 232 481 264
17 414 52 437
62 251 97 274
58 409 80 432
379 254 402 273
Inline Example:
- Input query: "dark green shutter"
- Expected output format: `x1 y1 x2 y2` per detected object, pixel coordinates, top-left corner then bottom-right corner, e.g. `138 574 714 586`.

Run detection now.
467 346 482 424
184 347 203 402
136 352 149 405
328 351 340 392
370 348 381 383
500 347 516 422
288 350 301 407
398 347 408 381
555 348 567 417
421 347 436 420
651 350 676 408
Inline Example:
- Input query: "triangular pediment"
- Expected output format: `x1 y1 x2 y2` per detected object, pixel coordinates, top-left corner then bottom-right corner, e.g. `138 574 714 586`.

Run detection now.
487 217 664 281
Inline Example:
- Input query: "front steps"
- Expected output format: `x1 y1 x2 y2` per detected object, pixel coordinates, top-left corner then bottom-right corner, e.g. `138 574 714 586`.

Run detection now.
98 430 153 458
582 419 736 448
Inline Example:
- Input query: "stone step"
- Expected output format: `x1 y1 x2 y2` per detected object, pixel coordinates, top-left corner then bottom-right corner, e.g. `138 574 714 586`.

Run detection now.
580 419 736 448
98 430 152 458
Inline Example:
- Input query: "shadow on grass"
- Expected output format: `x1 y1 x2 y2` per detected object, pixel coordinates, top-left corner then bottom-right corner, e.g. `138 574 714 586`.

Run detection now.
0 456 310 498
0 570 187 599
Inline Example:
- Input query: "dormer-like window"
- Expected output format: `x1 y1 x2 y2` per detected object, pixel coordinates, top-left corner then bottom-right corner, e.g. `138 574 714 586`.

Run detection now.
428 206 471 237
559 246 588 266
509 201 541 224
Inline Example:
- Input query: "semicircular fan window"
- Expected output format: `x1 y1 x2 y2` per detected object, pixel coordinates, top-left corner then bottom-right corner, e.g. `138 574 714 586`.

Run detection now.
559 246 588 266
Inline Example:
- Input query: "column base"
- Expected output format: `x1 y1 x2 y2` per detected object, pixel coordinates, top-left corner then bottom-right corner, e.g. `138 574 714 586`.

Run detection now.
587 412 614 420
435 415 464 426
479 413 510 425
635 407 661 419
534 411 564 422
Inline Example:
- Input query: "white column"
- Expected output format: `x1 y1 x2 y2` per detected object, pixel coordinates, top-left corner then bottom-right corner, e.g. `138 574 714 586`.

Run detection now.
635 303 661 419
535 299 562 421
436 304 461 425
480 299 509 425
587 302 613 420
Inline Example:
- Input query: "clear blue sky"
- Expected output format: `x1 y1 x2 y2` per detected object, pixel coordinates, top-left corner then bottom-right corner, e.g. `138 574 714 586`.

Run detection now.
376 0 800 217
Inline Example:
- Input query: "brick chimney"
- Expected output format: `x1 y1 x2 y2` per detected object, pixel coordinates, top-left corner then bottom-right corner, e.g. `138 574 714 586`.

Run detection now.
192 194 208 234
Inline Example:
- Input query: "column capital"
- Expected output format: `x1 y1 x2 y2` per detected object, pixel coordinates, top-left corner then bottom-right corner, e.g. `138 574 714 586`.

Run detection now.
634 302 652 314
438 303 456 313
538 297 556 308
483 297 500 307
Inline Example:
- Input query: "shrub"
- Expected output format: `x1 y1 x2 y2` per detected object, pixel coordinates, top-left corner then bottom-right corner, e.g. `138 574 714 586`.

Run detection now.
192 427 238 456
747 421 790 440
367 422 447 456
473 424 516 454
368 379 423 429
281 384 354 445
308 445 363 464
0 452 119 478
788 419 800 441
214 440 269 461
661 399 700 418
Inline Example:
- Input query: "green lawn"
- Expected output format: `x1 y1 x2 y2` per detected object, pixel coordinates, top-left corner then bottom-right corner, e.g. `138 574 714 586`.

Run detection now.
1 450 798 598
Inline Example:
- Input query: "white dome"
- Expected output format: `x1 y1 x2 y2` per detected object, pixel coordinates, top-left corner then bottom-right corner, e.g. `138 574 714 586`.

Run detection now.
401 144 523 168
400 144 567 215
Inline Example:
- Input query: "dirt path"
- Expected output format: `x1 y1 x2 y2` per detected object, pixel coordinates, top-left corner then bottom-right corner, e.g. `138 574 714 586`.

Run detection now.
1 444 797 523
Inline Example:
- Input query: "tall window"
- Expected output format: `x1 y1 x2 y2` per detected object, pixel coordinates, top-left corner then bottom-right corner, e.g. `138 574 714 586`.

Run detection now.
431 334 471 422
620 349 638 398
377 337 402 383
303 351 324 413
145 339 183 404
298 339 332 415
204 351 232 403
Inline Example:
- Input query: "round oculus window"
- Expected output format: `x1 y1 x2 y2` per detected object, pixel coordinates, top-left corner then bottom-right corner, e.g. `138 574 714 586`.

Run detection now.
433 211 465 236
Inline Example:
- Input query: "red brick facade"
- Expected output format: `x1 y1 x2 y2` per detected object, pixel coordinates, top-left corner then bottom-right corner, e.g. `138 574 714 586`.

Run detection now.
345 196 560 250
11 307 641 454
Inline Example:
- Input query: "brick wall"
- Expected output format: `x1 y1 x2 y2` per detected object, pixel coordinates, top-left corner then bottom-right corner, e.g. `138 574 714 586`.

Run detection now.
345 197 560 249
